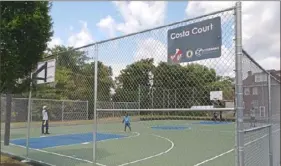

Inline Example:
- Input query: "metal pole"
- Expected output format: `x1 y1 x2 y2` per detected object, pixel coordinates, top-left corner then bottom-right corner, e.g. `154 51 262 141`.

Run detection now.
86 100 89 120
26 73 33 160
168 89 170 116
62 101 64 122
168 89 170 108
152 88 154 109
268 74 273 166
138 84 141 109
4 93 12 146
234 2 244 166
174 89 177 108
162 89 165 108
113 102 115 117
93 44 98 164
138 85 141 119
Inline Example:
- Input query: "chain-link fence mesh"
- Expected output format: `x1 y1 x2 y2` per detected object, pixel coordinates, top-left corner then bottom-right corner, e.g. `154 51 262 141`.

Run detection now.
95 7 236 166
1 3 279 166
242 50 280 166
271 77 280 166
1 97 88 125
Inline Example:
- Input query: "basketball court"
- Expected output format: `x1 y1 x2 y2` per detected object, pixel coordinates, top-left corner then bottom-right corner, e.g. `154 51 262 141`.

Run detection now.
2 119 237 166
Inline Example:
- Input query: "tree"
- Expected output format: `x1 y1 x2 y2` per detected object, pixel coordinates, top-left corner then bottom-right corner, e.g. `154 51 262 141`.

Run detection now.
113 59 154 104
153 63 218 108
1 1 53 93
113 59 234 109
0 1 53 146
32 45 114 119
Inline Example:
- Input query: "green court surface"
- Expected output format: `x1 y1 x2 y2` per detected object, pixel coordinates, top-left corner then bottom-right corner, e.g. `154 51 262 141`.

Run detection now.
1 120 236 166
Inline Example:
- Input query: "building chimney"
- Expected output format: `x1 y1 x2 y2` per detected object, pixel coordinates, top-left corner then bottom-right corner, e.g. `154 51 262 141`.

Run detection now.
247 71 252 77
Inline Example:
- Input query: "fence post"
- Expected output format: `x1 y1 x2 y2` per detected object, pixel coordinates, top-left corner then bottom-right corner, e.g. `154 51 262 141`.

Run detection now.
62 101 64 122
86 100 89 120
30 99 32 123
4 93 12 146
234 2 244 166
151 88 154 109
267 74 273 166
113 102 115 117
175 89 177 108
138 84 141 109
93 44 98 164
162 89 165 108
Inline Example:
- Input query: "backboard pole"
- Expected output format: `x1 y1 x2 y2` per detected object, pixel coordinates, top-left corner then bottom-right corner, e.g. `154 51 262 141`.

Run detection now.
25 73 33 160
4 93 12 146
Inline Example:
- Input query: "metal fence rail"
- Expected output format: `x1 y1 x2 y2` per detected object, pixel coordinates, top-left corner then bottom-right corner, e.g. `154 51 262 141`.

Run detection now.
242 44 280 166
1 97 89 123
1 2 279 166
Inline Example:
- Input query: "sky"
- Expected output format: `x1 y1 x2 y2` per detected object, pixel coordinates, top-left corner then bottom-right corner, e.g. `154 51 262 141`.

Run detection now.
48 1 280 79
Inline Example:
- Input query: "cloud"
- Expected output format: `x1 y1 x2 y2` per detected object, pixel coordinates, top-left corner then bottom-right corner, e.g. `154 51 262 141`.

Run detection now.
97 1 167 37
185 1 280 70
67 21 94 48
187 44 235 77
134 38 167 66
97 15 116 38
108 63 128 80
47 37 63 49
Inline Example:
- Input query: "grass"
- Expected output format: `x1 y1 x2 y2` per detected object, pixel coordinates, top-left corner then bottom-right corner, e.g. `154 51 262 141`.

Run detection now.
0 154 28 166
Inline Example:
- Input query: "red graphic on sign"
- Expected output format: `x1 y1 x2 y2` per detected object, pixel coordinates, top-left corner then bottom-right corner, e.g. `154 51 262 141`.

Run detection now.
170 49 182 63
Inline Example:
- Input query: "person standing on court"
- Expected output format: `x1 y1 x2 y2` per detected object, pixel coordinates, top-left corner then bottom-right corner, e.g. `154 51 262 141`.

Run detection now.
42 105 50 134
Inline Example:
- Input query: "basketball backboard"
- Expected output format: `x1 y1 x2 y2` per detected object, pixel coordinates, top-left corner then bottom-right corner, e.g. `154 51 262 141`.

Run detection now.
210 91 223 101
36 59 56 84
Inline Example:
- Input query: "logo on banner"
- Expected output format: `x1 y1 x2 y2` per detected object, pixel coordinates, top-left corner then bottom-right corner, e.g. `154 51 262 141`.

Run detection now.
170 48 183 63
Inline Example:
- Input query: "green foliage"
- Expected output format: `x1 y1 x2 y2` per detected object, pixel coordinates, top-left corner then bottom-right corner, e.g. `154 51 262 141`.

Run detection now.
113 59 154 102
33 45 114 118
1 1 53 92
113 59 234 108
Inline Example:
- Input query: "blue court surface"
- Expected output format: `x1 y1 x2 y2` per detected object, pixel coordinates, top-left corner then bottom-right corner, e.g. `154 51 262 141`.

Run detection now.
193 121 233 125
10 132 127 149
151 125 191 130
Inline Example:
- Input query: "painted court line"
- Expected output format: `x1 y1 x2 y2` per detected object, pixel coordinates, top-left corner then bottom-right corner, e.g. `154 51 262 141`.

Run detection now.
1 149 56 166
117 134 174 166
44 132 140 149
98 132 140 143
3 132 140 166
193 128 280 166
1 141 104 166
193 129 234 134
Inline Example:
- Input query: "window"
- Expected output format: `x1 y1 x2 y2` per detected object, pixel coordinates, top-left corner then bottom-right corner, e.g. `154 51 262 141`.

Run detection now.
252 87 258 95
244 88 250 95
260 106 266 117
251 100 259 108
255 74 267 82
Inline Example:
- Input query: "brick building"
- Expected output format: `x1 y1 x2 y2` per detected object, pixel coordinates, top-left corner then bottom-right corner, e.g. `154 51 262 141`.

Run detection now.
243 70 280 119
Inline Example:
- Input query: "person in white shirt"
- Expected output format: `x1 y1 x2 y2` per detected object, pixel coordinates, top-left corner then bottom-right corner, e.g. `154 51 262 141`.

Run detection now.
41 106 50 134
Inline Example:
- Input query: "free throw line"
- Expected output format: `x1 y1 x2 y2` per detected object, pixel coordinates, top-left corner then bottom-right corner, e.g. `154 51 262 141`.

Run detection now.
43 132 140 149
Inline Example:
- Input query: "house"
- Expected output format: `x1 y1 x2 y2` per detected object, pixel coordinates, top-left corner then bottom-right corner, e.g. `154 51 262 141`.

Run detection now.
243 70 280 120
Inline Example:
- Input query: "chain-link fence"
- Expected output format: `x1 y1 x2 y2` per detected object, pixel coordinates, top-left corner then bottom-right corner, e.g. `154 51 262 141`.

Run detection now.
242 50 280 166
1 97 88 124
1 2 279 166
95 3 237 166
